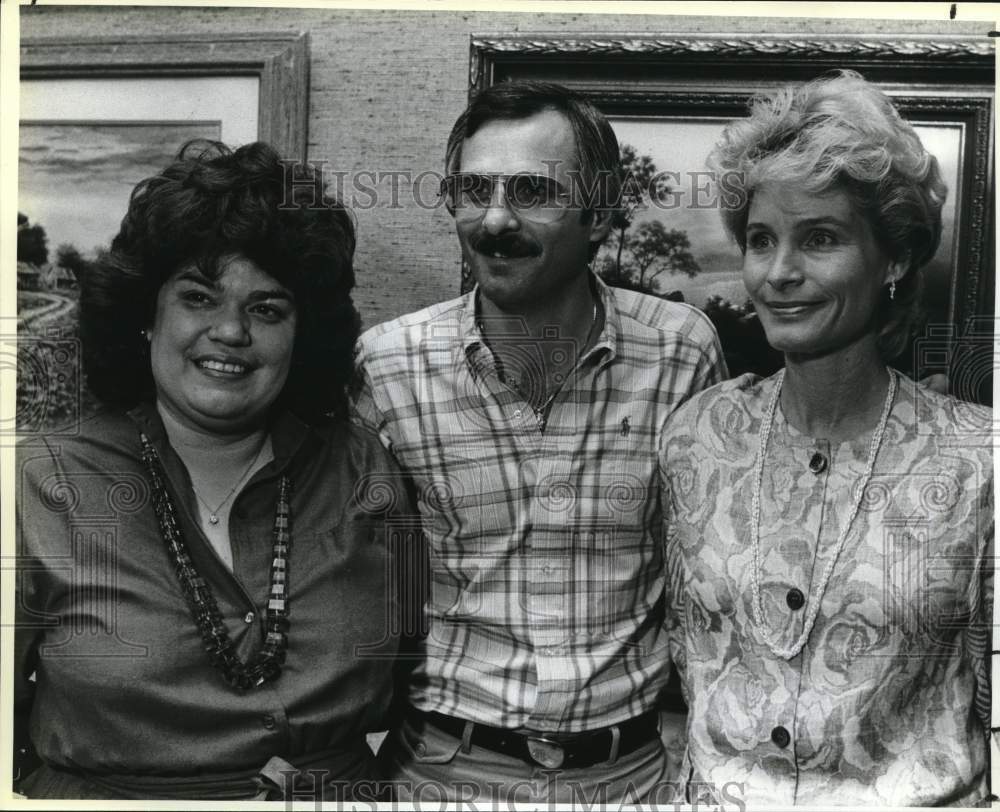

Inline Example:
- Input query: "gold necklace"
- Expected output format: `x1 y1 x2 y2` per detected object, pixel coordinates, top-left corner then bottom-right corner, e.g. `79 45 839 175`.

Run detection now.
531 302 599 429
192 441 267 525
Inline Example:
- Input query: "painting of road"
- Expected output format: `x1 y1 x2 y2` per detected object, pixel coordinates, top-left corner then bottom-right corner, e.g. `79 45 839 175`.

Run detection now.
16 121 221 434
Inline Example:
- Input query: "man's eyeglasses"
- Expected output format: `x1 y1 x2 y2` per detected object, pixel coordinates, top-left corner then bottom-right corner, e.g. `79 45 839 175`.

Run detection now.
440 173 574 224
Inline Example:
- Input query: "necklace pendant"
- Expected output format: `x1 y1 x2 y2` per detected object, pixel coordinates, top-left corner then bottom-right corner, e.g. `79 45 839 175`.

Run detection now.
209 514 220 525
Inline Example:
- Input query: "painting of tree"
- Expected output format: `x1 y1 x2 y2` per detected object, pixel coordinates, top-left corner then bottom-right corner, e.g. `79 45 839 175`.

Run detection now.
597 143 700 296
17 212 48 266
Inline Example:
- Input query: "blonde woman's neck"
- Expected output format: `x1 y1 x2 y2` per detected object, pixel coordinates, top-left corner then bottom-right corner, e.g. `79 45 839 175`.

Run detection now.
780 336 892 443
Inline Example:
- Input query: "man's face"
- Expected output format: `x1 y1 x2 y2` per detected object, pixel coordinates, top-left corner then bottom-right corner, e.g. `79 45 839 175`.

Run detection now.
455 110 610 313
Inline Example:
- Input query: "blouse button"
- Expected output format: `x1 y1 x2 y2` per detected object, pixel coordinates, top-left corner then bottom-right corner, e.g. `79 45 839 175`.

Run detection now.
808 452 827 474
786 588 805 611
771 726 791 748
244 612 255 624
262 714 276 730
415 741 427 756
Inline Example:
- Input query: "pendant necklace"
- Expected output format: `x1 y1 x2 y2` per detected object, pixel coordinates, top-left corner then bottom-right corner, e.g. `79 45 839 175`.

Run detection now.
140 433 293 689
192 441 267 525
748 367 897 660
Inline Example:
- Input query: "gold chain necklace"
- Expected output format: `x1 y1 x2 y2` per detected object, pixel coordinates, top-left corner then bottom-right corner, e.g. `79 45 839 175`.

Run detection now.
531 302 599 429
192 442 267 525
749 367 897 660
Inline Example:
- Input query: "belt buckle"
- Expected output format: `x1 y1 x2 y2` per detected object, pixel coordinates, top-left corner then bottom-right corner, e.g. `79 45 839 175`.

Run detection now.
526 736 565 769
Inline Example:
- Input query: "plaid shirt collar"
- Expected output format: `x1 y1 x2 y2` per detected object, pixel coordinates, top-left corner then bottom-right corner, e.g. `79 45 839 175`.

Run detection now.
458 272 620 366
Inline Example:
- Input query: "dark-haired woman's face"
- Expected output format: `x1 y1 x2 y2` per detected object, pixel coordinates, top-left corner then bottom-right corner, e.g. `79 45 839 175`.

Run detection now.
147 254 297 435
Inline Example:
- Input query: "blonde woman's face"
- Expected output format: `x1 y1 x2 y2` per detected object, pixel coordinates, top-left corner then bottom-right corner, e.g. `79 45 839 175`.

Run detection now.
742 182 902 358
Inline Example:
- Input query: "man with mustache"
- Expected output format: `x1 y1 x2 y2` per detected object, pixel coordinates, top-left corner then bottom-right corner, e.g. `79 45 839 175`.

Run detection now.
353 81 726 804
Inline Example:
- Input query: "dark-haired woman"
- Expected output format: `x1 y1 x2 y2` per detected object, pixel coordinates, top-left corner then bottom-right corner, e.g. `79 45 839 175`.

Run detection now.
661 72 992 805
15 141 408 800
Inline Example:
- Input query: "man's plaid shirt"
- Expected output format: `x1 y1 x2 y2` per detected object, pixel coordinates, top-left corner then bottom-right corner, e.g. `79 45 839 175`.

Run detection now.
353 276 726 733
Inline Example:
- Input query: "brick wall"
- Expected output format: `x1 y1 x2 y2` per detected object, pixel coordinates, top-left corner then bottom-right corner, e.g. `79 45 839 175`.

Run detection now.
21 6 978 329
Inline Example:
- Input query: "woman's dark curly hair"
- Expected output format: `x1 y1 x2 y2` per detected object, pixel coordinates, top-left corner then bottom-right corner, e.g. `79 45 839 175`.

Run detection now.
81 140 359 422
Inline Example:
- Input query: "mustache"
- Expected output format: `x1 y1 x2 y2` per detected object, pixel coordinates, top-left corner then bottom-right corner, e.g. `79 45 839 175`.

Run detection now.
469 232 541 258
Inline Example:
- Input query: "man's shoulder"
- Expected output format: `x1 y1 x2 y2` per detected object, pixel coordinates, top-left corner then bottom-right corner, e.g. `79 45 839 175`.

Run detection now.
609 287 718 347
358 294 469 353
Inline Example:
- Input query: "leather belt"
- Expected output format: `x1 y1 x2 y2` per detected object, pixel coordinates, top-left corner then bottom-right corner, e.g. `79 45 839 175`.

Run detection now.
419 710 659 769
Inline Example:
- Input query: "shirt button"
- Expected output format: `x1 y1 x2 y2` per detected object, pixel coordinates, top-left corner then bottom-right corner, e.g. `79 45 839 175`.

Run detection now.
786 588 805 611
262 714 276 730
542 564 552 574
513 409 523 419
808 452 827 474
244 612 255 624
771 725 791 748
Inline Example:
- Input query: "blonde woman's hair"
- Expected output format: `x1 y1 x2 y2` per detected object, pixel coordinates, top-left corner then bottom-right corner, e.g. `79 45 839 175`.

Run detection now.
709 70 947 360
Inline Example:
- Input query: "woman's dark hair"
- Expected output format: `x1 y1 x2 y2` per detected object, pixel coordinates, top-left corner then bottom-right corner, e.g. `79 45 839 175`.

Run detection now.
81 140 359 422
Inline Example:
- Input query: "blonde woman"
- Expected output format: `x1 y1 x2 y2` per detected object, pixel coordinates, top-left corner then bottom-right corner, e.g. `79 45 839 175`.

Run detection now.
661 72 992 806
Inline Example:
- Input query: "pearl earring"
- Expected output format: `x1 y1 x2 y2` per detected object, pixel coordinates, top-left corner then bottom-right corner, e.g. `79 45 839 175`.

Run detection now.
889 280 896 300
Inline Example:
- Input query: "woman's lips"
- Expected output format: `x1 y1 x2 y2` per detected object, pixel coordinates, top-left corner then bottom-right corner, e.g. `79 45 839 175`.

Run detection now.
194 357 252 376
765 301 822 316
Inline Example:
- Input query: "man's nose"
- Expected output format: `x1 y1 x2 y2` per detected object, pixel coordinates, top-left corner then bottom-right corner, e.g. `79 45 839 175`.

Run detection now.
480 182 520 235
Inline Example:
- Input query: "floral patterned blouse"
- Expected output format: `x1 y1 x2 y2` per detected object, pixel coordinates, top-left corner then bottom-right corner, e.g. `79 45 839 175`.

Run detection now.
661 372 992 807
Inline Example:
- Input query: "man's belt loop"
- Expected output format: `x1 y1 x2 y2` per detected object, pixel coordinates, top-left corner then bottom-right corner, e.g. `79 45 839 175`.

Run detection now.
606 725 621 765
460 720 474 754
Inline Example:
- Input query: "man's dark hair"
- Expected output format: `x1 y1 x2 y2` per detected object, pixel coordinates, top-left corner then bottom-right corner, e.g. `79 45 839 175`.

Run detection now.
81 140 360 422
445 81 623 235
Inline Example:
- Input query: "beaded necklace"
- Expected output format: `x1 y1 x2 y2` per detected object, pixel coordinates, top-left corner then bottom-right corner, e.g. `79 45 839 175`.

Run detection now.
748 368 897 660
140 432 292 689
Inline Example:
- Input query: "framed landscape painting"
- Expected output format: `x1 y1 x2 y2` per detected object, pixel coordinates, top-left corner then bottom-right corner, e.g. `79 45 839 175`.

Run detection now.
15 33 309 437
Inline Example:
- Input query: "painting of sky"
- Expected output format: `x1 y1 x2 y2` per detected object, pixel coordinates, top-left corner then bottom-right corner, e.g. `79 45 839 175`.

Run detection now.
608 117 960 311
19 121 220 259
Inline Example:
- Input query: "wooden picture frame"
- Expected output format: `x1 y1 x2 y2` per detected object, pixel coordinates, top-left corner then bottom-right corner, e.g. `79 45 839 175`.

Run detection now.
21 32 310 160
